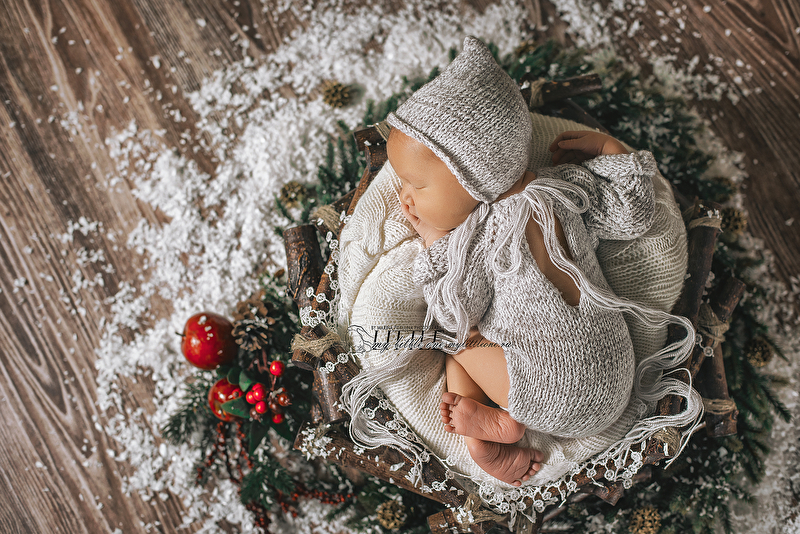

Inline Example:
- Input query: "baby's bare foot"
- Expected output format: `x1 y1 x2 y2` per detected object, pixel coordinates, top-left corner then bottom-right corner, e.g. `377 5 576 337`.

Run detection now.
466 437 543 487
440 392 526 444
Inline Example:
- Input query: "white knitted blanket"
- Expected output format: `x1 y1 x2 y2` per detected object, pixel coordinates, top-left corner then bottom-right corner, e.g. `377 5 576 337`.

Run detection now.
337 112 689 493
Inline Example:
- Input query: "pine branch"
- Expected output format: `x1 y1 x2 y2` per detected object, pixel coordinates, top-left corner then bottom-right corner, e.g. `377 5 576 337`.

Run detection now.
240 456 296 507
162 377 215 444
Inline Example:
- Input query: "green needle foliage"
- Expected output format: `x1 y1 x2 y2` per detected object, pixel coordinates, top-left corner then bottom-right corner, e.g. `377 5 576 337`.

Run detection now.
163 374 216 444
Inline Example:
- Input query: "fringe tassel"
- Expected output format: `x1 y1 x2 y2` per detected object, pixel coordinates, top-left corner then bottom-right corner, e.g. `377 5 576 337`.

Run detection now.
340 347 428 485
494 180 704 465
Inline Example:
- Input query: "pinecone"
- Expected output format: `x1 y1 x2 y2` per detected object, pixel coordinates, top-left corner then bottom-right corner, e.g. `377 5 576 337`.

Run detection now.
721 207 747 241
233 290 275 322
376 500 407 530
321 80 352 108
745 337 773 367
279 181 309 209
514 40 538 57
629 506 661 534
232 320 272 352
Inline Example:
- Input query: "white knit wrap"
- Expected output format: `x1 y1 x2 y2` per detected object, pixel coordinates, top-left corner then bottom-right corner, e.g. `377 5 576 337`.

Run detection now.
386 36 532 203
337 112 695 493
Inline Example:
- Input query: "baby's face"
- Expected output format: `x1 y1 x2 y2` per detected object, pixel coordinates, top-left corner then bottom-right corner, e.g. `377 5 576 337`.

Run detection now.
387 129 478 233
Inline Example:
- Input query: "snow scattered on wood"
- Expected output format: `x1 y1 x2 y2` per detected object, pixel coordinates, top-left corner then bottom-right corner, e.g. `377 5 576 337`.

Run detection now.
89 0 799 531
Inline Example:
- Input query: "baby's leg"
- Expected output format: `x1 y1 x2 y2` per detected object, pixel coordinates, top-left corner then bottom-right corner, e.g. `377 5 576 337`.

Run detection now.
441 348 525 443
442 340 544 484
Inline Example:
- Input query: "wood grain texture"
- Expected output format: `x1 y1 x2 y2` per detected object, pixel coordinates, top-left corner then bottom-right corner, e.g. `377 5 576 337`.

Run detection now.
0 0 303 531
0 0 798 532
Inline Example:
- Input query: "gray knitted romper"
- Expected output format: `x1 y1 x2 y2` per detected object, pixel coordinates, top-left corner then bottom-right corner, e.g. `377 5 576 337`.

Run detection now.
412 151 657 437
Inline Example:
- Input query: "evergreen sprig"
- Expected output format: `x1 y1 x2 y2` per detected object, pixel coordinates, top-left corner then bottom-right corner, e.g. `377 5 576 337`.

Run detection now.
162 375 216 444
240 454 296 508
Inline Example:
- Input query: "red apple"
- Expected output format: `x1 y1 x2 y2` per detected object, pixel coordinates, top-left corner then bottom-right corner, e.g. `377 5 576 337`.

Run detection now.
208 378 243 421
181 312 237 370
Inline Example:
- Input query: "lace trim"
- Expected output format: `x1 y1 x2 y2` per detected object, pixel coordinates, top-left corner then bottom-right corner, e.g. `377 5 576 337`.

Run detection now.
300 197 699 529
299 230 341 330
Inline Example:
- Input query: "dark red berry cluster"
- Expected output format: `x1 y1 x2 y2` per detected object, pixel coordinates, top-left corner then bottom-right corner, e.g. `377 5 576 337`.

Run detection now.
244 361 291 424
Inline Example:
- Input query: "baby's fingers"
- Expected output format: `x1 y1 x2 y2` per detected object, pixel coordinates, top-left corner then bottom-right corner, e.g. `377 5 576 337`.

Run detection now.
399 201 420 227
548 131 589 152
551 147 584 166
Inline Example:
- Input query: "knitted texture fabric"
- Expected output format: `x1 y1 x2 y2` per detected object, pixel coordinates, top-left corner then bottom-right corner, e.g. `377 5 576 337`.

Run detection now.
386 36 532 203
527 113 688 365
338 113 690 489
414 151 654 436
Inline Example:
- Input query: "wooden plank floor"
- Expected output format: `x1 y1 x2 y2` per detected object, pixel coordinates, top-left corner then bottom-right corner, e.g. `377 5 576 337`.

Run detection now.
1 0 798 532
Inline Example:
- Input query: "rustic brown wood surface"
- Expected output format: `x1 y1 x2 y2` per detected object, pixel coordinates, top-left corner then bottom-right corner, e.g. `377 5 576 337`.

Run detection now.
1 0 798 533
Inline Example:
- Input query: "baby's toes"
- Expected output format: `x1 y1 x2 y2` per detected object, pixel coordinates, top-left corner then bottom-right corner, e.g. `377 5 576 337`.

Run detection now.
441 392 460 407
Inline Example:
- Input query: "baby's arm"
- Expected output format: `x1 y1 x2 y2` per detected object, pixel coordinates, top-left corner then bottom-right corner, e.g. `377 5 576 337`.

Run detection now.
549 131 656 241
549 130 628 165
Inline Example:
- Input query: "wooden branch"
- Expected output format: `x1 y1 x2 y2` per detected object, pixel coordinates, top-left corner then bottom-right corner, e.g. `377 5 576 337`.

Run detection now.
580 480 626 506
297 129 386 336
657 209 721 417
350 127 387 217
691 275 744 436
699 344 739 437
520 74 603 105
709 276 747 323
308 389 325 426
283 225 325 310
293 421 473 509
283 225 327 370
296 324 359 424
428 510 499 534
286 129 388 412
331 189 356 222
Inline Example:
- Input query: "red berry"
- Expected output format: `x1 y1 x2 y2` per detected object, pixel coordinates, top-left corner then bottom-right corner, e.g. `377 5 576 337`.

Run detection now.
276 392 291 407
246 391 256 404
181 312 237 370
272 413 285 424
251 388 265 402
255 401 267 414
269 360 285 376
269 400 282 413
251 382 265 392
208 378 243 421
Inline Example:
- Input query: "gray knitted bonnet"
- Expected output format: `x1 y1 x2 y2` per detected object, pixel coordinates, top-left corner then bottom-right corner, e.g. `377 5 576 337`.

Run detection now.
386 36 532 203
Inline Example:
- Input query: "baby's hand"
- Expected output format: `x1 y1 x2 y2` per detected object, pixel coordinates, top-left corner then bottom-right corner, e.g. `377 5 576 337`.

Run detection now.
549 131 628 166
399 200 449 247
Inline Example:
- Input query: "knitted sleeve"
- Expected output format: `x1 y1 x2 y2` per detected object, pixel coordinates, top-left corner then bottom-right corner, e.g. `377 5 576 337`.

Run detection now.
560 150 657 241
412 232 494 337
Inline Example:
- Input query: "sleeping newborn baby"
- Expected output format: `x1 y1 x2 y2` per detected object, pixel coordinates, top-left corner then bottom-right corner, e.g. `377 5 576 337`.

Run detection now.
383 36 697 486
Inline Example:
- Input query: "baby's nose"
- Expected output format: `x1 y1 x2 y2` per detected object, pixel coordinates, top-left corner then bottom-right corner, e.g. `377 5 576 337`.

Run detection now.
398 183 413 206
